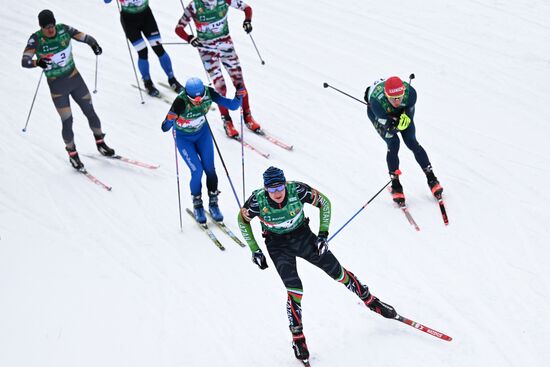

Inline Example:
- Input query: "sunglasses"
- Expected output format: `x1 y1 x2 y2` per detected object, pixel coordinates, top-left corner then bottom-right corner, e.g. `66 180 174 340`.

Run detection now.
386 94 404 102
42 24 55 30
266 184 285 193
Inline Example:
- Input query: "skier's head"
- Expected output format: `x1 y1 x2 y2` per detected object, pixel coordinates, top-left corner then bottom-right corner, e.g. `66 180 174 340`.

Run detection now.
185 77 206 105
38 10 56 37
263 166 286 202
384 76 405 108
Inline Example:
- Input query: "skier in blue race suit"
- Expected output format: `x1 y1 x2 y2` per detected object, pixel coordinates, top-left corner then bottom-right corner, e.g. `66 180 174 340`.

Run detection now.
162 77 244 223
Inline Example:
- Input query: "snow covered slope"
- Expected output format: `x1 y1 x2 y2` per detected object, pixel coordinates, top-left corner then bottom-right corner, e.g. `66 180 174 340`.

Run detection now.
1 0 550 366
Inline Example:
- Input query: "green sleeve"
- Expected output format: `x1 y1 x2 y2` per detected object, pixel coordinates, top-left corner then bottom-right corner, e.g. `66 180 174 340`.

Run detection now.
317 191 331 233
237 211 260 252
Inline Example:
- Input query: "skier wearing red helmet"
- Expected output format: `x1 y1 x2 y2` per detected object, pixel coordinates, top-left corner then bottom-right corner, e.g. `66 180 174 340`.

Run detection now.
364 76 443 204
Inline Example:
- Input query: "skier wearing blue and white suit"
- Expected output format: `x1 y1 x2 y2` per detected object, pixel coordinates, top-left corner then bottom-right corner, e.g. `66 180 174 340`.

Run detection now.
162 77 245 223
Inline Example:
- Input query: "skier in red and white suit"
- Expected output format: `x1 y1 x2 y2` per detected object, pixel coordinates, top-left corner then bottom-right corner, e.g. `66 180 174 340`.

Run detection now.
175 0 261 138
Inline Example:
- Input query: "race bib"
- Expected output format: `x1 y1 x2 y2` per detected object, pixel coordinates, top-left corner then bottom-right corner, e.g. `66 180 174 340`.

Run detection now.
49 43 72 68
176 115 206 130
199 17 228 34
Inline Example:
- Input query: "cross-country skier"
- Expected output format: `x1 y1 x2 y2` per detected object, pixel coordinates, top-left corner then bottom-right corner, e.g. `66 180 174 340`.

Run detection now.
364 76 443 203
175 0 261 138
22 9 115 170
103 0 184 96
237 166 397 363
161 77 245 223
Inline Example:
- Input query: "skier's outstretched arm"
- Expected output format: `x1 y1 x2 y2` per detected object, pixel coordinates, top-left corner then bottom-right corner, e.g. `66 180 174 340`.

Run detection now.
210 88 242 111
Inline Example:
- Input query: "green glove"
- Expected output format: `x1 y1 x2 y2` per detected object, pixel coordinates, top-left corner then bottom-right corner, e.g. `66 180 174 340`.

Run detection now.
397 113 411 130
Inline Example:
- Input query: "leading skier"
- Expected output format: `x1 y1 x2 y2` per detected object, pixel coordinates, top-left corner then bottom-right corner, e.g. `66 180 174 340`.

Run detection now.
237 166 397 362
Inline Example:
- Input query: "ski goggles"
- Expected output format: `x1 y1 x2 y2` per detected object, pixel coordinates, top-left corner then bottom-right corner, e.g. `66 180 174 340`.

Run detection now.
187 95 204 105
265 183 286 193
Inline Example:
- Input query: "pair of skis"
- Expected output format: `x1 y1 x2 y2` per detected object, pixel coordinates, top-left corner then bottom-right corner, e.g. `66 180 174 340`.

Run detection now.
77 154 159 191
185 208 245 251
389 188 449 230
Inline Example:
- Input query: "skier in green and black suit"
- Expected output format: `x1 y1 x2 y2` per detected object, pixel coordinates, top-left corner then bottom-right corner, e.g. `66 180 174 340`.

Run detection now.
21 9 115 170
238 166 397 362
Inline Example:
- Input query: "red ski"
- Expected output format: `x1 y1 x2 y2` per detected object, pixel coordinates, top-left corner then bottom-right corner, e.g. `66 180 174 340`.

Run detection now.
78 168 112 191
395 314 452 341
109 155 160 169
233 136 270 159
388 188 420 231
83 154 160 169
435 194 449 225
255 129 294 151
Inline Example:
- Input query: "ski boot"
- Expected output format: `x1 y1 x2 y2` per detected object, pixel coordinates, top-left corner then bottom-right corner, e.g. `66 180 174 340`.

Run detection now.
222 115 239 138
390 172 405 204
95 134 115 157
168 77 184 94
364 293 397 319
424 166 443 197
192 195 207 224
244 112 262 133
143 78 160 97
66 146 84 170
208 190 224 222
290 326 310 362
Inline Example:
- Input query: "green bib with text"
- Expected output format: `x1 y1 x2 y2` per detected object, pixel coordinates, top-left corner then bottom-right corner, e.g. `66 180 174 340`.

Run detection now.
194 0 229 40
35 24 75 78
254 182 306 235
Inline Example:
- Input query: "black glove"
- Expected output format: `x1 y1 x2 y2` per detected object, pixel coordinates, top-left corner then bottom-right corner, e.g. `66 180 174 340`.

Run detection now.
189 36 202 48
36 57 51 69
91 42 102 55
252 250 268 270
316 231 329 257
243 20 252 34
381 121 397 137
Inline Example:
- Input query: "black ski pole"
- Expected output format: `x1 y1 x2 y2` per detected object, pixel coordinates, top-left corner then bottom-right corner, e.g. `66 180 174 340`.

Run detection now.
323 82 368 106
172 130 183 231
408 73 415 85
205 119 242 209
328 179 392 242
240 108 246 204
248 34 265 65
115 0 145 104
22 71 44 133
93 55 98 94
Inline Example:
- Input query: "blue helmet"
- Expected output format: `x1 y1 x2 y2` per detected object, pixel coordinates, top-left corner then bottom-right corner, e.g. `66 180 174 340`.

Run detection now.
263 166 286 187
185 77 205 98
